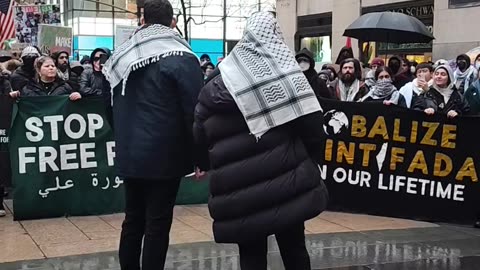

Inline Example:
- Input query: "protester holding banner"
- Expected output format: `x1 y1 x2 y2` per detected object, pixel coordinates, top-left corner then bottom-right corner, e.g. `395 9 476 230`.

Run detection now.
194 11 328 270
413 65 470 117
361 66 407 107
10 46 41 91
102 0 204 269
9 56 81 101
399 62 434 108
331 58 368 102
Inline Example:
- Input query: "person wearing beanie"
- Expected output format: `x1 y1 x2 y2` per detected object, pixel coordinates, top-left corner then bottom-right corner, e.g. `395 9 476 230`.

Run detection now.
413 65 469 117
10 46 41 91
365 58 385 89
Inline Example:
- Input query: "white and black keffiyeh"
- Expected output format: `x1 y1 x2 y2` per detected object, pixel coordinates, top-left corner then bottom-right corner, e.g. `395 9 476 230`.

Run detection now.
219 12 322 139
102 24 195 94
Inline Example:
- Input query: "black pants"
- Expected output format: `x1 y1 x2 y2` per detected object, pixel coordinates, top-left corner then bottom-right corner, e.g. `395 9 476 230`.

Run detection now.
238 223 311 270
0 186 4 211
119 178 181 270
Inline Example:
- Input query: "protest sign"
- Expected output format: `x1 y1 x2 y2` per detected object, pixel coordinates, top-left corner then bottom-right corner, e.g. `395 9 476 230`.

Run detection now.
38 25 73 55
0 95 13 188
318 98 480 223
14 5 61 46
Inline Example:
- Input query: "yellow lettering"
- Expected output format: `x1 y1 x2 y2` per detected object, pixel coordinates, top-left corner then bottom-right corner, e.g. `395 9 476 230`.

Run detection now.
393 119 406 142
390 147 405 170
421 122 439 146
410 121 418 143
359 143 376 167
325 139 333 161
433 153 452 177
367 116 389 140
441 125 457 149
351 115 367 138
408 150 428 175
456 157 478 182
336 142 355 165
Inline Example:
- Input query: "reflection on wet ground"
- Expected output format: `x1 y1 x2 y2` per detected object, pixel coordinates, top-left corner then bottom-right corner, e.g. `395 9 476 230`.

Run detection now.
2 224 480 270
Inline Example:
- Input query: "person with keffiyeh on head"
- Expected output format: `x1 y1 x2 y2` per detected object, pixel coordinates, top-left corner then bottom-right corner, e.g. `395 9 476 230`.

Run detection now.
193 11 328 270
101 0 204 269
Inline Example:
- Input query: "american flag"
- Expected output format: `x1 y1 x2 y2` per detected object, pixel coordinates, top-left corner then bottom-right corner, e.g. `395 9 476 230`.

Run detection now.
0 0 15 49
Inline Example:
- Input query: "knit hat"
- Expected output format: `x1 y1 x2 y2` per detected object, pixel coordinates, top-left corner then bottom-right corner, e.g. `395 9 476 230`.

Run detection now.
21 46 41 58
371 58 385 67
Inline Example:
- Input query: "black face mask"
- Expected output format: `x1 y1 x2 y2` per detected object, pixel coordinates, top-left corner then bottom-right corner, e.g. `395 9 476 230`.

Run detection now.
22 56 37 72
389 61 400 74
457 61 467 71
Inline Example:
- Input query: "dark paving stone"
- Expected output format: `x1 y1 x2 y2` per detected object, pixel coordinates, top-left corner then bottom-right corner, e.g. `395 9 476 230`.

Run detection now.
367 255 480 270
2 226 480 270
359 227 474 245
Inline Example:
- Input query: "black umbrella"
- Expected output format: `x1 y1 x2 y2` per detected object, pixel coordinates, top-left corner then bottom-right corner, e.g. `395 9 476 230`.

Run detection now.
343 12 434 44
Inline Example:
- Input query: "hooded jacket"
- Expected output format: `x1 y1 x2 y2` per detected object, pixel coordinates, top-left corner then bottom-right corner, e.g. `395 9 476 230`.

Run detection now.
413 65 470 115
454 54 478 94
295 48 331 99
389 56 411 90
335 46 354 65
79 48 112 103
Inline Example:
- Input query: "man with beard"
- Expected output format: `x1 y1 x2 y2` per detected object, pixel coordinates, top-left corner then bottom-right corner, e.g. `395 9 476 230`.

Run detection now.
388 56 411 89
52 50 80 91
454 54 478 94
10 46 41 91
296 48 331 99
331 58 367 102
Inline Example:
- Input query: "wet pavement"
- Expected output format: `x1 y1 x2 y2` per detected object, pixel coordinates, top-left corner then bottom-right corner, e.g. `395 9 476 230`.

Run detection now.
1 224 480 270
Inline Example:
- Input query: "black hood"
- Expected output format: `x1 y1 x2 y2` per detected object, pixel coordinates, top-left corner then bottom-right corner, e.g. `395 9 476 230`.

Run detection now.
456 54 471 67
335 46 354 65
295 48 315 69
90 47 112 67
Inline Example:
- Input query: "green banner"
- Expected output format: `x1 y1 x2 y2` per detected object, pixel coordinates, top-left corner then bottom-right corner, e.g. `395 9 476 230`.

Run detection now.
10 96 122 220
10 96 209 221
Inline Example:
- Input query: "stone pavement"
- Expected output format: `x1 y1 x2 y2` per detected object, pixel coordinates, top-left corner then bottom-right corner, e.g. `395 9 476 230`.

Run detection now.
3 202 480 269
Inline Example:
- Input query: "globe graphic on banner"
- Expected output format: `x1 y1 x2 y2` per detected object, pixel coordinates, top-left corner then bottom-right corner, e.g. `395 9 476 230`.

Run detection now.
323 110 349 135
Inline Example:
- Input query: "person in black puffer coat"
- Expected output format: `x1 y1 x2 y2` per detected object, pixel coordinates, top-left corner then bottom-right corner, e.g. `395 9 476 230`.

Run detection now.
193 12 328 270
80 47 112 123
413 64 470 117
296 48 332 99
10 46 41 91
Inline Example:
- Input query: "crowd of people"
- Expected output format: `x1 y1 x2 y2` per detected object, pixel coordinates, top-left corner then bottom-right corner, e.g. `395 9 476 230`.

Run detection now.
0 45 113 217
1 0 480 269
294 46 480 118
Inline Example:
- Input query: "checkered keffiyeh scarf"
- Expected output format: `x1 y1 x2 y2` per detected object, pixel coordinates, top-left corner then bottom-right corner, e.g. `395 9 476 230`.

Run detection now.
102 24 194 94
219 12 322 139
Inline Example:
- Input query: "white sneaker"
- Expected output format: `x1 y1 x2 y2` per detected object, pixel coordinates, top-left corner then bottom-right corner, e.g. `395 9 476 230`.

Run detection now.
0 209 6 217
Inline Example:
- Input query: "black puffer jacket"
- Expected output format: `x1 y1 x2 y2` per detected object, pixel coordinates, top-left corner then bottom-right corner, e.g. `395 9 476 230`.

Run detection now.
193 74 328 244
296 48 331 99
21 79 73 96
10 67 35 91
79 48 112 104
413 86 470 115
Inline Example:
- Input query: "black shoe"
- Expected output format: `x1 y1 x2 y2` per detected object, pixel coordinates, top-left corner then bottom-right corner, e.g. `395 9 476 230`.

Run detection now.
474 221 480 229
